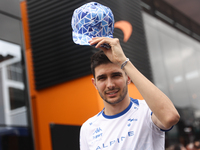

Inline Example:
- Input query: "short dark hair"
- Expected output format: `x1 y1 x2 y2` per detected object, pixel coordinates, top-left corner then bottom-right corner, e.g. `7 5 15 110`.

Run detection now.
91 50 112 78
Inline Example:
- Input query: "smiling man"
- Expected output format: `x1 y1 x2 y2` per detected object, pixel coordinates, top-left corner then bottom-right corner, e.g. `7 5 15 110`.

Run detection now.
92 60 130 116
79 37 180 150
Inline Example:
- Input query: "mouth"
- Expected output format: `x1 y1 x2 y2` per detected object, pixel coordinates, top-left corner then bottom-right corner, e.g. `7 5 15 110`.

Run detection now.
105 89 119 97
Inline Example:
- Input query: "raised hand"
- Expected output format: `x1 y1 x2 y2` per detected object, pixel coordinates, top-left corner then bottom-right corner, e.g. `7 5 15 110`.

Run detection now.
89 37 127 67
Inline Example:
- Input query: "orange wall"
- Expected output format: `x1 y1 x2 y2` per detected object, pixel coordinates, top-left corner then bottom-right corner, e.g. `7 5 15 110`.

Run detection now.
20 1 143 150
29 74 103 150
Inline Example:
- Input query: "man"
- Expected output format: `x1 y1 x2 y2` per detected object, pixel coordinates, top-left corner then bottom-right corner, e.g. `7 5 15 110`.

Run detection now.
80 37 180 150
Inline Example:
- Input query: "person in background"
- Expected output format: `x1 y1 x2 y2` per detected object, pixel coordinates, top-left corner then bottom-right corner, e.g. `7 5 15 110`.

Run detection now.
166 144 186 150
186 140 200 150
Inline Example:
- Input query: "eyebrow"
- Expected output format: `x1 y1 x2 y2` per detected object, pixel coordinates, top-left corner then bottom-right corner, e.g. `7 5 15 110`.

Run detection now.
112 72 123 76
96 72 123 80
96 74 106 80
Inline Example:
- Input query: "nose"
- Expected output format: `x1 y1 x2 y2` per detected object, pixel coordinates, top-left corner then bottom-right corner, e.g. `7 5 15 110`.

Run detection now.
106 78 115 89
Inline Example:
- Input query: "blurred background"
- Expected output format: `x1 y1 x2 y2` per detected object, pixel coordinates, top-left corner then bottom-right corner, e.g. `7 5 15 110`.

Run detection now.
0 0 200 150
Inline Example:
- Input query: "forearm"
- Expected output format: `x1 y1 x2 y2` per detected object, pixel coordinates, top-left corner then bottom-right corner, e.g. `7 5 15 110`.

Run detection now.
123 60 180 128
90 37 180 128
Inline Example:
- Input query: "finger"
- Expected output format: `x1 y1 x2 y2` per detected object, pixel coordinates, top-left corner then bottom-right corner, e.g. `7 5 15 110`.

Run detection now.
88 38 102 45
95 39 105 48
89 38 107 47
89 37 110 43
89 37 102 42
95 39 111 49
89 37 112 50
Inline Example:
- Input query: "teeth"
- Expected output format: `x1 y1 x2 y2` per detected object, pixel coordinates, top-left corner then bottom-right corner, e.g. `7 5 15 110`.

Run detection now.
106 90 118 95
109 92 116 94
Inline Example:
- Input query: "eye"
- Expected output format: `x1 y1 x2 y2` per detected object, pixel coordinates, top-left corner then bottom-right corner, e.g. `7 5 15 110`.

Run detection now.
113 74 119 77
112 73 122 78
97 76 106 81
115 74 121 76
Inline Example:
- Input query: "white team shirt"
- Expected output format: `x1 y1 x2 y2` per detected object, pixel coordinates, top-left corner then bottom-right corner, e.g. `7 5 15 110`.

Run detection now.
80 98 168 150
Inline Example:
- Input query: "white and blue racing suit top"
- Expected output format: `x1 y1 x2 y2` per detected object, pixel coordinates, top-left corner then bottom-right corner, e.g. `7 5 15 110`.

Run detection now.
80 98 170 150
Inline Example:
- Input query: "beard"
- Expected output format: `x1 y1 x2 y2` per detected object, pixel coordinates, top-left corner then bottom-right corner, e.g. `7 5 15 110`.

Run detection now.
98 80 128 105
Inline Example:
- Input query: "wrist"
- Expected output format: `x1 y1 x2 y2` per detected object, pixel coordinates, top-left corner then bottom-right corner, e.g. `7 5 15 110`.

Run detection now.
121 58 129 69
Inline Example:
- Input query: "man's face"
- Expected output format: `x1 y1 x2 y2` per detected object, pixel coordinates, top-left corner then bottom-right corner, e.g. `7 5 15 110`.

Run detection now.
92 63 130 105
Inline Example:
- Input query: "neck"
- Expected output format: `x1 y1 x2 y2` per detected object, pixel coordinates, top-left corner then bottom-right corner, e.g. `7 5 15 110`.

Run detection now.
103 95 130 116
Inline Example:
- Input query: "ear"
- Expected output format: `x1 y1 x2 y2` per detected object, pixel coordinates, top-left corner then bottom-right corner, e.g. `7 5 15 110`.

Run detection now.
92 78 97 89
127 76 131 84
